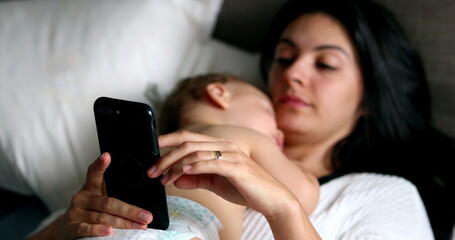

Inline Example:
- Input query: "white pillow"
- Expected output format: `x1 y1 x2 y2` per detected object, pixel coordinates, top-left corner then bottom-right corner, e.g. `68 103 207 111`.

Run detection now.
207 39 262 88
0 0 222 211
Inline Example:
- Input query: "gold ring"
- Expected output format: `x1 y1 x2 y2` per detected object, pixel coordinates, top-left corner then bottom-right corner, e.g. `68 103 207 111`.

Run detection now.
214 151 223 160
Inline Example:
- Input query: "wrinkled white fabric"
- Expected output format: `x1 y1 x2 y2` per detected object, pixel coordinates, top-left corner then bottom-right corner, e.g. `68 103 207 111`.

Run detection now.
241 173 434 240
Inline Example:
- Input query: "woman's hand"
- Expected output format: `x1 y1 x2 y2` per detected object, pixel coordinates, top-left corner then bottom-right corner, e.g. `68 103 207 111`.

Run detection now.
149 131 321 240
28 153 153 240
149 130 297 218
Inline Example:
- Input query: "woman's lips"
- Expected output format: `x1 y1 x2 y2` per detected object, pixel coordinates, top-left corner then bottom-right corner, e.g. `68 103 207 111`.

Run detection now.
278 95 310 107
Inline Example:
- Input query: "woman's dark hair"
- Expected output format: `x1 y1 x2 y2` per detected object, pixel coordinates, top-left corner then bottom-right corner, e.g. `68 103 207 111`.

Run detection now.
260 0 454 239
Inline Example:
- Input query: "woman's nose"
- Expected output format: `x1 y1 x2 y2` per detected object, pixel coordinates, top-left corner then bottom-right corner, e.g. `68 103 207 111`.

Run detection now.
288 78 303 86
282 60 308 88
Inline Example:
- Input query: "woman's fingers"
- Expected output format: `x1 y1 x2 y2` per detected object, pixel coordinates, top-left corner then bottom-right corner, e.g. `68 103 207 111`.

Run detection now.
83 152 111 194
72 193 152 227
177 154 295 215
151 131 241 179
83 152 152 225
83 210 147 230
65 193 151 238
63 152 154 238
153 148 243 186
181 154 250 185
153 150 226 185
158 130 226 148
67 222 113 238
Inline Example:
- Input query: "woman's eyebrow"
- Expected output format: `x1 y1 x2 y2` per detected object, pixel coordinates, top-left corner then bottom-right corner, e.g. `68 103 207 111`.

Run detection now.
278 39 351 59
315 45 350 59
277 38 296 47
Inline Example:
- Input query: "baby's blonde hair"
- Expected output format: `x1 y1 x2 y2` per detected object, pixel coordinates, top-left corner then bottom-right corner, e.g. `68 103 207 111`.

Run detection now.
159 73 244 134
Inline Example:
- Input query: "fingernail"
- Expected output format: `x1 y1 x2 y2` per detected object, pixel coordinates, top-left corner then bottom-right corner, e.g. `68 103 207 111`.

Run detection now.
147 165 156 177
139 212 152 223
161 173 169 184
133 223 147 229
183 165 192 172
101 226 112 235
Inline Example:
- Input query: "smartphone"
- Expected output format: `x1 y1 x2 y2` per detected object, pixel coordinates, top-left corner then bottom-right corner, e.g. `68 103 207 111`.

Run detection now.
93 96 169 230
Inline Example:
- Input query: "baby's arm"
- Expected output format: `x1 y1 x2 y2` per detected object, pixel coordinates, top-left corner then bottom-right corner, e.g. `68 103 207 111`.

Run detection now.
204 126 320 216
250 132 319 215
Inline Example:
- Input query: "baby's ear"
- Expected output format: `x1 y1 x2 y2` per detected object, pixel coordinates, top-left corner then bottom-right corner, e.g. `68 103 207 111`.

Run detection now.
206 82 230 109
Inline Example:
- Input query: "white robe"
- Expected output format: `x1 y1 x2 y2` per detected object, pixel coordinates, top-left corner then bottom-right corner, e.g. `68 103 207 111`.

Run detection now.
242 173 435 240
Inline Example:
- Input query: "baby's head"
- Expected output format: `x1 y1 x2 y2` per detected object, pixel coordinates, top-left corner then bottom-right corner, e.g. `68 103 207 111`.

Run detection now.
159 73 283 148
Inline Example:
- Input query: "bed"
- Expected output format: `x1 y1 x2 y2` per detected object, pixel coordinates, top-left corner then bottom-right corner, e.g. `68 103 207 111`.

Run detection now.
0 0 454 239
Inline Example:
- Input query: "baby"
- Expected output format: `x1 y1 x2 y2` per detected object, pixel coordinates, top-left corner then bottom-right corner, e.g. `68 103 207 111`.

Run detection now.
148 73 320 240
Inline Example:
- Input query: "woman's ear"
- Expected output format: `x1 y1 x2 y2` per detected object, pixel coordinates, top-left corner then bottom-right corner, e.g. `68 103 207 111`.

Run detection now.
205 82 230 109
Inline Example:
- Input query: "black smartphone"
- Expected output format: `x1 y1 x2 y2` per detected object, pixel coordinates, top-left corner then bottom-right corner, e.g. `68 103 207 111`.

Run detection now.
93 96 169 230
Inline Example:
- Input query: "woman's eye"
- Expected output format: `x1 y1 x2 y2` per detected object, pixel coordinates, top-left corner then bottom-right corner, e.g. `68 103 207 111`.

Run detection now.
317 62 337 70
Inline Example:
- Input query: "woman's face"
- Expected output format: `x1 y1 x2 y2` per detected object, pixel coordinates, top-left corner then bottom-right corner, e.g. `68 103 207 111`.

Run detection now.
268 13 364 144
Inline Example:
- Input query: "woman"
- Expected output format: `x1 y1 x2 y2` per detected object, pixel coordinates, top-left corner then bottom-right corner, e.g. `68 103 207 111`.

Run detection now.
28 0 454 239
157 0 454 239
259 0 454 238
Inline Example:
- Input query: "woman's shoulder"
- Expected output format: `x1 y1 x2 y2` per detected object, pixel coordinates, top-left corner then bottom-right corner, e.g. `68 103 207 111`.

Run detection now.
319 172 419 199
311 173 434 239
325 172 415 187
